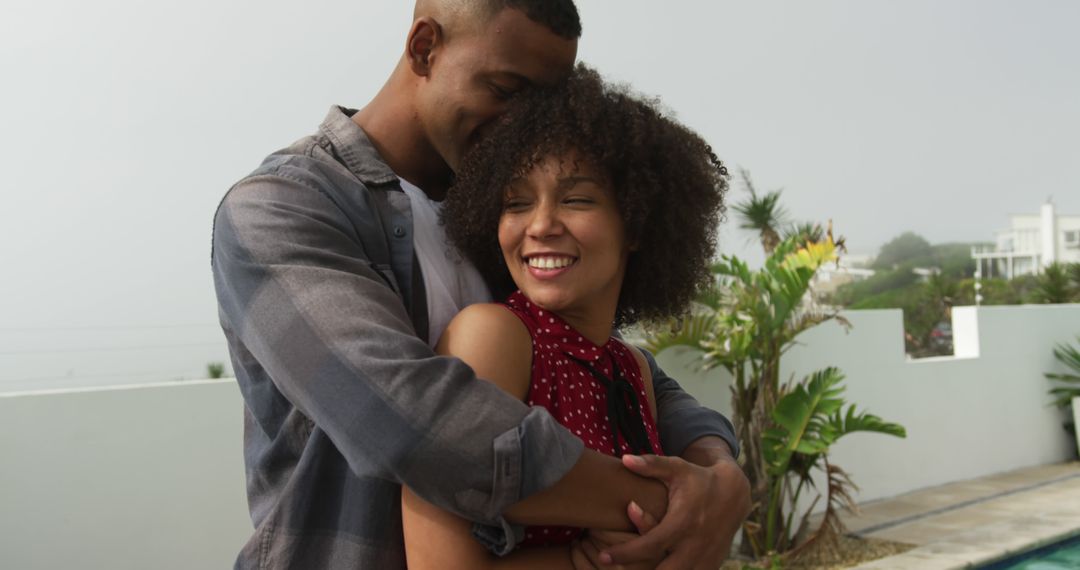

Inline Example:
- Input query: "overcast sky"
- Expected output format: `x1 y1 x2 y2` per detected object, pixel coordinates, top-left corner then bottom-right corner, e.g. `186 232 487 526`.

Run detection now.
1 0 1077 390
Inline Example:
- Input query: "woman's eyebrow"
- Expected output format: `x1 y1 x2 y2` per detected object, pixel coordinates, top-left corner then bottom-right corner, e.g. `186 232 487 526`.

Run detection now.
557 175 602 190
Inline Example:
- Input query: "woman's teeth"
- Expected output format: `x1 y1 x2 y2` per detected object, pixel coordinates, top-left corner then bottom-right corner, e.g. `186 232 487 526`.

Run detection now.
527 256 575 269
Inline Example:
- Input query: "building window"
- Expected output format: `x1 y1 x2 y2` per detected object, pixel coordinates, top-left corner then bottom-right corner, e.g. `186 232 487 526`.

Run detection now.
1065 230 1080 249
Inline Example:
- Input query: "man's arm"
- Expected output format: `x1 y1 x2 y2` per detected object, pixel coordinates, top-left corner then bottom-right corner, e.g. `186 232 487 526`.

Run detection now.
212 175 586 543
644 349 740 458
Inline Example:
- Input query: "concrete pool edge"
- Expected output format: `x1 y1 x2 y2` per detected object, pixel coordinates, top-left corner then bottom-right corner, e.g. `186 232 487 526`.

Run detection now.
847 463 1080 569
849 525 1080 569
976 531 1080 569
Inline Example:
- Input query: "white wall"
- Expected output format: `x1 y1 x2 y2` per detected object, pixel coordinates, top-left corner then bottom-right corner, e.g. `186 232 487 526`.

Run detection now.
1 305 1078 567
656 304 1080 505
0 381 251 570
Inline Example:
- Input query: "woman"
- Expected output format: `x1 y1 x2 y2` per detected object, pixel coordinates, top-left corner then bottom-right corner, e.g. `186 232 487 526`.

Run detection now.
401 65 728 569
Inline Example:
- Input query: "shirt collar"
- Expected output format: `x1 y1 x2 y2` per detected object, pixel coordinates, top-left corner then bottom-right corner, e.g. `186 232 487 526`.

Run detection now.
318 106 398 186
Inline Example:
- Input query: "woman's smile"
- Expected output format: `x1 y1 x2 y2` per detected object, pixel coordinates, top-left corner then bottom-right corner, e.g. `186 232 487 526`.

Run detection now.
524 254 579 278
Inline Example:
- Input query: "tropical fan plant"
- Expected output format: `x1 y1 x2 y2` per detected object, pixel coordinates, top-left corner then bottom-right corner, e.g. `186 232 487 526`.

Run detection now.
1045 336 1080 409
762 368 905 555
644 230 906 560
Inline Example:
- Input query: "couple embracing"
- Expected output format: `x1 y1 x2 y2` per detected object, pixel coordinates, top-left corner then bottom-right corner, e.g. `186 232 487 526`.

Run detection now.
212 1 751 568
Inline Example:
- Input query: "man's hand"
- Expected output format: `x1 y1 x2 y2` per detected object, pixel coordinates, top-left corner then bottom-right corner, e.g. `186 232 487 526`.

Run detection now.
600 451 751 570
571 502 662 570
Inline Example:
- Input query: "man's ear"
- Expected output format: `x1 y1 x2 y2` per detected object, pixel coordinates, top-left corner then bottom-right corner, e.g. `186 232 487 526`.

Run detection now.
406 17 442 77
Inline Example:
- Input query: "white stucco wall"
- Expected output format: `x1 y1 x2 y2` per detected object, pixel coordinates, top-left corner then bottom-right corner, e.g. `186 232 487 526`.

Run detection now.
0 380 250 570
1 304 1078 566
656 304 1080 506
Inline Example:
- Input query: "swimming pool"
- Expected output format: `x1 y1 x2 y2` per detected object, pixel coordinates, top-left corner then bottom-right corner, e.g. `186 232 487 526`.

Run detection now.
979 534 1080 569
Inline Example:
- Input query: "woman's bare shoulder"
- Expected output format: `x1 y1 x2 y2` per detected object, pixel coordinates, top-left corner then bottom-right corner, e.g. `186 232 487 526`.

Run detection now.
437 303 533 400
440 303 532 350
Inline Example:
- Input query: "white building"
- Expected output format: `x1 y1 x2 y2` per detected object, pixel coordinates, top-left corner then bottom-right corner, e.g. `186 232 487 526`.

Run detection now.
811 253 876 296
971 202 1080 279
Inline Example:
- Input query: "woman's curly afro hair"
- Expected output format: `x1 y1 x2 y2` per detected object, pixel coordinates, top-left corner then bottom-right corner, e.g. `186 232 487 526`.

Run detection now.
443 64 729 326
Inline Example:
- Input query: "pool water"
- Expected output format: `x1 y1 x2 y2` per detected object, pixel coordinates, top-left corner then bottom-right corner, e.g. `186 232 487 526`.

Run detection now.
980 534 1080 570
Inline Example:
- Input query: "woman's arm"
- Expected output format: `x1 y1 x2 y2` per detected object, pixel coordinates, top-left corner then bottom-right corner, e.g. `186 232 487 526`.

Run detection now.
402 303 574 569
403 485 577 569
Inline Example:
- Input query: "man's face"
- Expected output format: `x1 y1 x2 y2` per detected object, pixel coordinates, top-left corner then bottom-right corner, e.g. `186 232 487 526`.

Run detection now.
416 9 577 172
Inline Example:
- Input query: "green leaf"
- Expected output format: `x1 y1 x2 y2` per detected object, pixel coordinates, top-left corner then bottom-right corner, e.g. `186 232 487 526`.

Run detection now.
1052 338 1080 375
1048 387 1080 409
643 313 717 356
1045 336 1080 409
765 368 846 473
825 405 907 441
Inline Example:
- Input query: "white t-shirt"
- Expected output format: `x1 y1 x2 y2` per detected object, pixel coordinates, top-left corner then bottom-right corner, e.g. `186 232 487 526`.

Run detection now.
399 178 493 347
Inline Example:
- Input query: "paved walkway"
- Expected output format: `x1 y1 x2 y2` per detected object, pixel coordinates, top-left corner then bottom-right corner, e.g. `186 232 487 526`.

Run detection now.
846 462 1080 569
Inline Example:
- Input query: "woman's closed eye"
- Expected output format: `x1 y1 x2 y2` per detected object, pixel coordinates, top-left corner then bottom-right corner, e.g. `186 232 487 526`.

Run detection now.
502 197 531 212
563 195 596 206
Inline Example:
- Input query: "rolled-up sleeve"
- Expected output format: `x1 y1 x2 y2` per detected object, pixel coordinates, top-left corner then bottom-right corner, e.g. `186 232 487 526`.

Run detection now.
212 173 584 545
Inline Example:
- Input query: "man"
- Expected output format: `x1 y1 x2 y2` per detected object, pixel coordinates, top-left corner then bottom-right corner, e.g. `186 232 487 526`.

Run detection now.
211 1 750 568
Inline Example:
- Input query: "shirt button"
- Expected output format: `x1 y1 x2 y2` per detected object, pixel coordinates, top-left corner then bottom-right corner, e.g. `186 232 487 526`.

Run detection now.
393 225 406 238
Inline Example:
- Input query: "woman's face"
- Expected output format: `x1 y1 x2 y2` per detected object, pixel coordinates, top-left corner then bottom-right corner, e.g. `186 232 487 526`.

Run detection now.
498 152 630 320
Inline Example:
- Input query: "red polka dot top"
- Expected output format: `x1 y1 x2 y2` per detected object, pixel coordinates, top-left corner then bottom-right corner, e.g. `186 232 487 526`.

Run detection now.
501 290 665 547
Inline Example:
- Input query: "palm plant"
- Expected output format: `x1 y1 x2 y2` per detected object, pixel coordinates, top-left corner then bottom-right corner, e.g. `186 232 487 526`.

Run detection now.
645 232 905 558
1030 263 1073 303
1045 336 1080 409
782 221 825 245
733 168 788 254
762 368 905 554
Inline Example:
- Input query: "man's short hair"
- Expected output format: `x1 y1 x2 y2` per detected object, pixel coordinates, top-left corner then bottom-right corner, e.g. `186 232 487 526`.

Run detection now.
478 0 582 39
